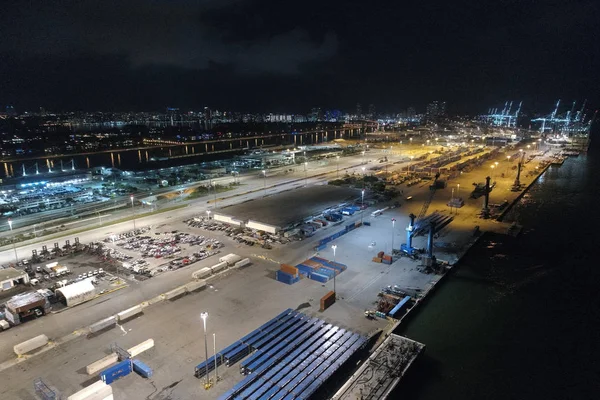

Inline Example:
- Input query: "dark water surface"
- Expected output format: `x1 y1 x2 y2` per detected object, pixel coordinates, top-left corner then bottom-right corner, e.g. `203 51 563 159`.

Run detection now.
393 141 600 399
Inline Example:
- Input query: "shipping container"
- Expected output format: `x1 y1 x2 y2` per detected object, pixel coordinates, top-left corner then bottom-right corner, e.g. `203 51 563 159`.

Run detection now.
132 359 153 378
320 291 335 311
100 359 132 384
310 272 329 283
280 264 299 277
388 296 411 318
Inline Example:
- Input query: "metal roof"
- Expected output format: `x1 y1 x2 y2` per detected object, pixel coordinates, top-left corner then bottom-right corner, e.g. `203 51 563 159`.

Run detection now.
55 279 96 307
0 267 28 282
6 291 45 309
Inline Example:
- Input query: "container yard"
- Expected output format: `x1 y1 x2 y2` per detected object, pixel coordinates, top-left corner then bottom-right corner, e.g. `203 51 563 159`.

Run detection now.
0 139 566 399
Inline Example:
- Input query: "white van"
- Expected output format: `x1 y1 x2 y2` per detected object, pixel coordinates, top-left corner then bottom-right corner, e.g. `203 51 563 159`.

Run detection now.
30 278 39 286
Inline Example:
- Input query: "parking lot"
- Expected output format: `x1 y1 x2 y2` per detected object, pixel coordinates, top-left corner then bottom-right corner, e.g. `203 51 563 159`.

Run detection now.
185 216 297 250
99 226 224 279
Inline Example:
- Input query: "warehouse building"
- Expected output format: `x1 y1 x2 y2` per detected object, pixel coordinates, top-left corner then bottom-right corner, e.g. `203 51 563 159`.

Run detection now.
214 185 360 234
55 279 96 307
0 267 30 291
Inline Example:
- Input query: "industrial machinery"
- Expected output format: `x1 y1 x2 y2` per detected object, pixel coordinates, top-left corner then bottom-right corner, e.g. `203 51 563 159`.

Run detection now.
511 151 526 191
480 176 492 218
400 172 454 267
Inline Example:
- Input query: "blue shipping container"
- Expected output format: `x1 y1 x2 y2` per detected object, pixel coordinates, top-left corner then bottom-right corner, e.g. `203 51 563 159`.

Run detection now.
310 273 328 283
101 359 132 384
388 296 411 318
133 359 153 378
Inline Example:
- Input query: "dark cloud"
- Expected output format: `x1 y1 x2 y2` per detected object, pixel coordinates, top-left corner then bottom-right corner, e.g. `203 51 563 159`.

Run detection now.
0 0 337 74
0 0 598 112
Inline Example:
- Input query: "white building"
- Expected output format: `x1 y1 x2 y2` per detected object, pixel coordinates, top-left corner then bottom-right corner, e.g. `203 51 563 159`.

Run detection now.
55 279 96 307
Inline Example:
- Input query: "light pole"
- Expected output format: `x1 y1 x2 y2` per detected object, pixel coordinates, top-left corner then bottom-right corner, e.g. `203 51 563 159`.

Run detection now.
491 164 495 182
506 155 511 175
200 312 210 387
457 183 460 198
391 218 396 258
211 179 217 209
336 156 340 177
304 162 308 187
361 166 366 187
130 195 136 232
262 170 267 197
361 189 365 224
331 245 337 297
206 210 211 220
7 219 18 264
213 333 219 383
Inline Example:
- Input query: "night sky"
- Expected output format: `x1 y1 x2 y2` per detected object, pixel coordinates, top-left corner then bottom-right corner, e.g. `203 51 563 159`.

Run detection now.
1 0 598 113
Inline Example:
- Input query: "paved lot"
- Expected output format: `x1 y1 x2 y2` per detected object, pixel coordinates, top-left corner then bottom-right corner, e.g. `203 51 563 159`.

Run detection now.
0 258 388 400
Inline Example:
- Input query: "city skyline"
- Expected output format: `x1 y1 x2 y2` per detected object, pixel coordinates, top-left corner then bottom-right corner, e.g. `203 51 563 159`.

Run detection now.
1 0 598 113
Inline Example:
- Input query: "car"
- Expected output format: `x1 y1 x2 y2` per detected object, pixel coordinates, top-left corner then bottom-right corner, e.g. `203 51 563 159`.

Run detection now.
77 274 83 280
30 278 39 286
92 270 99 275
49 273 56 279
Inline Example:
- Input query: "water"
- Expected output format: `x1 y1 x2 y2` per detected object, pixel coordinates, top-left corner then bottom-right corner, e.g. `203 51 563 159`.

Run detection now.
393 140 600 399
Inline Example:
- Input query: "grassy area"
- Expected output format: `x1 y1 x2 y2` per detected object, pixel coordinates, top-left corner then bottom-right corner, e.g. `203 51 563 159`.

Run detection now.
0 204 188 250
187 183 240 199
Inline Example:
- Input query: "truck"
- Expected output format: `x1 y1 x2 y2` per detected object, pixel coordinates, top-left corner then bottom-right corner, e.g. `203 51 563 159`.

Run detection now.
43 261 69 275
4 291 51 325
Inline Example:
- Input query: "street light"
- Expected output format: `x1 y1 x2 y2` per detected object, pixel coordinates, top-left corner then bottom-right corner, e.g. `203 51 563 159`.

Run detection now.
336 156 340 177
200 312 210 387
361 189 365 224
331 245 337 296
211 179 217 209
7 219 18 264
391 218 396 258
213 333 219 383
130 195 136 232
262 170 267 197
491 164 495 181
457 183 460 198
304 162 308 186
206 210 211 220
